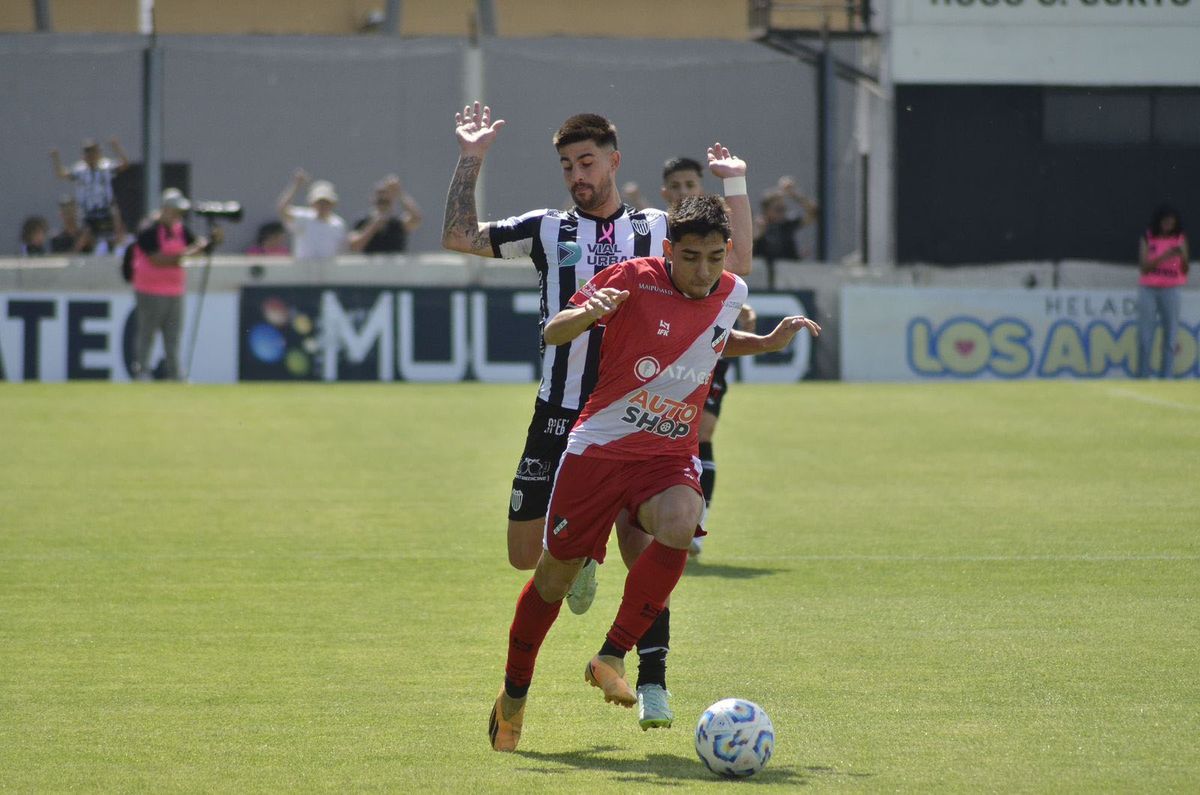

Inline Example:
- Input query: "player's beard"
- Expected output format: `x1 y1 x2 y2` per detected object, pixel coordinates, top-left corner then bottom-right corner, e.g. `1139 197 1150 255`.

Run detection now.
571 180 612 214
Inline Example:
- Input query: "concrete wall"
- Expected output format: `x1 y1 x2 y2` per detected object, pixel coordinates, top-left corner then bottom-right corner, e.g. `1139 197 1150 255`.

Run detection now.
1 34 865 262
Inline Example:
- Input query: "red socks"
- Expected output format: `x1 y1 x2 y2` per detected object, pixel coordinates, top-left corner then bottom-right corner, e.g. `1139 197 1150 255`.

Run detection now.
505 578 563 690
606 540 688 651
505 541 687 689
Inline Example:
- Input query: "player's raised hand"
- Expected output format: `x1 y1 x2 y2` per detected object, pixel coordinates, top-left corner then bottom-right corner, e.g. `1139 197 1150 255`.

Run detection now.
455 101 506 155
583 288 629 320
707 141 746 179
760 315 820 352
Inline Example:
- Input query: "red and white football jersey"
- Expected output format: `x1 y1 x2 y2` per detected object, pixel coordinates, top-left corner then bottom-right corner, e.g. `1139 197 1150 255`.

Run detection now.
564 257 748 460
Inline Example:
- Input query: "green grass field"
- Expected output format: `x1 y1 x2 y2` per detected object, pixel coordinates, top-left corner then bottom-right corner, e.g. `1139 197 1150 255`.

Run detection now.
2 381 1198 792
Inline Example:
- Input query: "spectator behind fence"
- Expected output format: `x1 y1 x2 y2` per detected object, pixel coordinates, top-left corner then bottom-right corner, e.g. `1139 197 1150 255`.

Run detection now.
350 174 423 253
50 196 95 254
130 188 218 381
752 176 818 262
19 216 49 256
277 169 346 260
1136 205 1190 379
50 137 130 251
246 220 290 255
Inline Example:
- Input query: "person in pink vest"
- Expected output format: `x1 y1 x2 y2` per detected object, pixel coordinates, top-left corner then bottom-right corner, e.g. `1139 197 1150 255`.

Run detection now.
130 188 217 380
1136 205 1190 379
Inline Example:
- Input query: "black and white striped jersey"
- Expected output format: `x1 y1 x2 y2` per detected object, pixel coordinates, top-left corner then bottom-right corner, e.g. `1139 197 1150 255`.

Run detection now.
70 160 118 221
489 204 668 411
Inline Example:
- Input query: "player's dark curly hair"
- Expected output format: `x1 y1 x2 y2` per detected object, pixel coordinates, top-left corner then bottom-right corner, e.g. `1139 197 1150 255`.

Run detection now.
553 113 618 151
668 195 730 243
662 156 702 183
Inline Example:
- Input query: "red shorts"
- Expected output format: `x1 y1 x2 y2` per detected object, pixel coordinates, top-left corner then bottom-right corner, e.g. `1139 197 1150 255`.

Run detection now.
544 453 705 563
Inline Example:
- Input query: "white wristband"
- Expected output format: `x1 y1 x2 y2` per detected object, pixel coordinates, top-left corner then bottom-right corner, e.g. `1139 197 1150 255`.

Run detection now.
722 176 747 197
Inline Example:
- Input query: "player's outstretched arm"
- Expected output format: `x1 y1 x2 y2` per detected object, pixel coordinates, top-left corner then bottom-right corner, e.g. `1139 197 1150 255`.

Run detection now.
543 288 629 346
723 315 820 357
708 141 751 277
442 101 505 257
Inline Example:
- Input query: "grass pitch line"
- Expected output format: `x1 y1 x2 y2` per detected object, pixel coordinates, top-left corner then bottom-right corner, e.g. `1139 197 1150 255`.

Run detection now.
1104 385 1200 412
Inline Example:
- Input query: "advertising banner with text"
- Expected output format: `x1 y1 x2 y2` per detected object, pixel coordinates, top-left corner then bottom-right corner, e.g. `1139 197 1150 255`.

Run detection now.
841 285 1200 381
0 287 821 383
238 286 822 383
891 0 1200 85
0 292 238 383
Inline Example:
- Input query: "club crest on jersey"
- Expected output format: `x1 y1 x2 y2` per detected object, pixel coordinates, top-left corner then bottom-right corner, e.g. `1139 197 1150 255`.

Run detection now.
631 216 651 236
511 489 523 512
557 241 582 267
711 325 730 355
658 320 671 337
552 515 569 536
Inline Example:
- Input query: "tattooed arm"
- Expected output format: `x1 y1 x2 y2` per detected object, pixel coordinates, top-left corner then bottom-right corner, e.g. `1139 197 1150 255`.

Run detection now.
442 154 493 256
442 102 506 257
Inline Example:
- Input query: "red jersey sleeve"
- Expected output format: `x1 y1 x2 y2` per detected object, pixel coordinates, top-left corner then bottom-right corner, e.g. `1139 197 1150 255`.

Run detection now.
569 260 635 307
568 260 637 325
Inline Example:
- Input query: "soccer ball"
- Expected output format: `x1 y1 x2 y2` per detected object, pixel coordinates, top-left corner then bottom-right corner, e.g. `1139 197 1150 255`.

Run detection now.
694 698 775 778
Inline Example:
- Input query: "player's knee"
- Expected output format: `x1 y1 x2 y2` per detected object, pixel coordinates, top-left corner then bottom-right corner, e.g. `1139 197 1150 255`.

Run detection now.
649 506 701 549
654 520 696 550
508 547 539 571
507 519 544 570
532 554 581 602
534 577 571 603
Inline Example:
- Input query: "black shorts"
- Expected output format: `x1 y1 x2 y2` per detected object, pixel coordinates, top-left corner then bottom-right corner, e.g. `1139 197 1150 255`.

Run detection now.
84 212 114 238
508 398 580 521
703 359 731 417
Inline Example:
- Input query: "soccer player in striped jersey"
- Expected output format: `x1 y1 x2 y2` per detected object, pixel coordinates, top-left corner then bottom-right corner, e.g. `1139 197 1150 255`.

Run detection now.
487 195 820 751
443 103 753 729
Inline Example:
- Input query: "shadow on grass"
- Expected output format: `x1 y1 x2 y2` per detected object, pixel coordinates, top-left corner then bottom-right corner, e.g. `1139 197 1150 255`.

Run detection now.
516 745 850 785
681 561 786 580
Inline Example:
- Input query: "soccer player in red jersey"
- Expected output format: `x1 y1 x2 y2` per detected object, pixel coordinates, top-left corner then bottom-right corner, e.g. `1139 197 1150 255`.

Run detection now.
625 155 762 557
446 105 755 729
488 195 820 751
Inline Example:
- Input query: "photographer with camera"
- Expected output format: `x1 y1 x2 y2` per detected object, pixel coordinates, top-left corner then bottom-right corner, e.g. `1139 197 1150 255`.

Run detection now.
130 188 222 381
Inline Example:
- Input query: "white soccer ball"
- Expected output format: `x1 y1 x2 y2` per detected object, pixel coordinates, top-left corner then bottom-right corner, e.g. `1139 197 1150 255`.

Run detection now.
694 698 775 778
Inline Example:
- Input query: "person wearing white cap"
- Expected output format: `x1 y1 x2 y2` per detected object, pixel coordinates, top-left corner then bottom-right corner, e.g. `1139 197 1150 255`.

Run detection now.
276 168 348 260
129 187 218 380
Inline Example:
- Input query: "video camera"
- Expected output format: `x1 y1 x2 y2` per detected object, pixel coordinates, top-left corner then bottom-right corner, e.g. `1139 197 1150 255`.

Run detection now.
192 201 244 222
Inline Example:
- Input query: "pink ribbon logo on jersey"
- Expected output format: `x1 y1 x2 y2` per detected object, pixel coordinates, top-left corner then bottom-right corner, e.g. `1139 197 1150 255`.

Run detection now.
598 222 615 245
